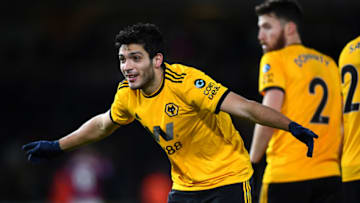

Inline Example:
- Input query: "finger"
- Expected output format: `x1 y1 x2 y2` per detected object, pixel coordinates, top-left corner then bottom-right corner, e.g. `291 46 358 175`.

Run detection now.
22 142 38 151
26 144 40 156
312 132 319 139
28 153 33 161
306 140 314 157
306 129 319 139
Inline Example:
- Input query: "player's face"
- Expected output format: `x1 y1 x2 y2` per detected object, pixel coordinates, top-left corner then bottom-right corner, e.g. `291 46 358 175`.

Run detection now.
118 44 156 91
257 13 286 53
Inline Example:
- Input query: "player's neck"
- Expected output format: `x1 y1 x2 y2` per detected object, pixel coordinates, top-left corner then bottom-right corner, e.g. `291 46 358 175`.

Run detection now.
286 33 302 47
141 68 164 96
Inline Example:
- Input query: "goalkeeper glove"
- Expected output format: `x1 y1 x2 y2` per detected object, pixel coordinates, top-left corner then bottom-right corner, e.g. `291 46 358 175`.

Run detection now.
22 140 63 163
288 122 318 157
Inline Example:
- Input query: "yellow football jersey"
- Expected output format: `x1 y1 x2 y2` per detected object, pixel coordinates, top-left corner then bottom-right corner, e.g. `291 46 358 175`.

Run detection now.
258 44 342 183
110 63 253 191
339 36 360 182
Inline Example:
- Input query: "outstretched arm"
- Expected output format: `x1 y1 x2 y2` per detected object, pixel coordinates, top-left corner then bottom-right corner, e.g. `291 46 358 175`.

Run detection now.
220 91 318 157
59 110 119 151
220 91 290 130
22 110 120 163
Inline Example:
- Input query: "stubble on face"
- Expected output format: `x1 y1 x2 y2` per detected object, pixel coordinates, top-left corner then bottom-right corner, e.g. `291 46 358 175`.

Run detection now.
119 44 155 91
266 29 285 53
258 14 286 53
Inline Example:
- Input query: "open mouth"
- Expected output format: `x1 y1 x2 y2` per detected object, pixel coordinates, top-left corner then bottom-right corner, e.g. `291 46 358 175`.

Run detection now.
126 74 138 83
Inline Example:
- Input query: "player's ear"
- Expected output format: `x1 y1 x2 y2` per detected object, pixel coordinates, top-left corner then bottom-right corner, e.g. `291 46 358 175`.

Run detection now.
285 21 297 36
153 53 163 68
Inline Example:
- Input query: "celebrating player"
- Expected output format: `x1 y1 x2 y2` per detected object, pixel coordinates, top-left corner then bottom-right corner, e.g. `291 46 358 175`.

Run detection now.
22 22 318 203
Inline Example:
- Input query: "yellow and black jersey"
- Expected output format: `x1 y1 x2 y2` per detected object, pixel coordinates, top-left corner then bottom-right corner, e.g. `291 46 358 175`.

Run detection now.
339 36 360 182
258 44 342 183
110 63 253 191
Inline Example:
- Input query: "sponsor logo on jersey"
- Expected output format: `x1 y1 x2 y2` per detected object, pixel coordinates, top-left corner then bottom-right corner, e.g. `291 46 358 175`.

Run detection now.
262 64 271 73
203 82 220 100
262 73 274 85
165 103 179 117
194 79 206 88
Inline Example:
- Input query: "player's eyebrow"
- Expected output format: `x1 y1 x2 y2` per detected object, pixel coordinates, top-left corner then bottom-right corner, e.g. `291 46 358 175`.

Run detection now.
118 51 144 56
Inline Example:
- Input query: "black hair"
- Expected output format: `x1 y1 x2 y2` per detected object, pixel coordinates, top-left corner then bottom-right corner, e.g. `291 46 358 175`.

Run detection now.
115 23 165 59
255 0 303 34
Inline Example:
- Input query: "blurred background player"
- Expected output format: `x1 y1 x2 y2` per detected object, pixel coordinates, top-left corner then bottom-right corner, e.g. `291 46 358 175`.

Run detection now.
250 0 343 203
22 23 318 203
338 35 360 203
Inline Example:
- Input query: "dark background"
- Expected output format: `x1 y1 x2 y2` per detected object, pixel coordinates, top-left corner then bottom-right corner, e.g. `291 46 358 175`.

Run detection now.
2 0 359 202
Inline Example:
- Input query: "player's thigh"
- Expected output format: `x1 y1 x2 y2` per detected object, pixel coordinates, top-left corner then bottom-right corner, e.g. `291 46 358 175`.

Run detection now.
260 182 309 203
342 179 360 203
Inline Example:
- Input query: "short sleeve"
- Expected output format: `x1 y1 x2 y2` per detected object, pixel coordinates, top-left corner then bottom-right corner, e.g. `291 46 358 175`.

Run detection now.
109 81 135 125
258 52 286 95
181 67 229 114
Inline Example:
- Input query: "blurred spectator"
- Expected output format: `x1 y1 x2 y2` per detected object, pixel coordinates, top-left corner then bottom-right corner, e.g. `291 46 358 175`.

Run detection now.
49 148 114 203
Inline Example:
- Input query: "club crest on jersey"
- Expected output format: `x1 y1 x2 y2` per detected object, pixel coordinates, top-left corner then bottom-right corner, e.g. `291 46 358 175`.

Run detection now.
165 103 179 117
262 64 271 73
194 79 206 88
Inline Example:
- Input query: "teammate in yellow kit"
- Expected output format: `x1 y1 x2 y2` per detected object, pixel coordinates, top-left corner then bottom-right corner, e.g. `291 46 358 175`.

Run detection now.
22 23 318 203
250 1 343 203
339 36 360 203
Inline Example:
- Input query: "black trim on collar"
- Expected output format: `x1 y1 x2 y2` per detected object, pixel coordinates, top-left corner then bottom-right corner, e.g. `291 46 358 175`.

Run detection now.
142 68 166 98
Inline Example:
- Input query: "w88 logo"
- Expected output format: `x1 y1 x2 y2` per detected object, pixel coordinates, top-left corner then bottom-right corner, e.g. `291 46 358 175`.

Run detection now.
165 142 182 155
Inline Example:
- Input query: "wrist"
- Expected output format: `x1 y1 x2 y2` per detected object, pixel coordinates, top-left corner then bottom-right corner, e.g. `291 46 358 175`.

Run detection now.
53 140 64 154
288 121 298 132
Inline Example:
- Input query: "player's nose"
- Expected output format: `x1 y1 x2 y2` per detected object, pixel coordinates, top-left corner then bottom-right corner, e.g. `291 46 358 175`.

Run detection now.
121 60 134 72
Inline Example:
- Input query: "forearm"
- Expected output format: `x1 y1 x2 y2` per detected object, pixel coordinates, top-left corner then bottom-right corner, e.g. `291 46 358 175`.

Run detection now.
250 124 273 163
243 99 290 131
221 92 291 131
59 113 118 151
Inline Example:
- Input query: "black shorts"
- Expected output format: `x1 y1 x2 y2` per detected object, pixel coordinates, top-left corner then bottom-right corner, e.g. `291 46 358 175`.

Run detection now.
342 179 360 203
259 176 342 203
167 180 252 203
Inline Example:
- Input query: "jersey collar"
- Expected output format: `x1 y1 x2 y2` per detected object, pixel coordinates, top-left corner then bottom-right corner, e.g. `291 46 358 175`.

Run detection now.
141 64 166 98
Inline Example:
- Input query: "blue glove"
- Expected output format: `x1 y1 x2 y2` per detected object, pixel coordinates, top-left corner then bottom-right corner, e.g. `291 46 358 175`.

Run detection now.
22 140 63 163
288 122 319 157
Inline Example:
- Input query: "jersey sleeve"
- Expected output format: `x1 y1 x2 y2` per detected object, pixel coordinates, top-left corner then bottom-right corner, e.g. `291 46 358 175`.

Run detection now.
258 52 286 95
181 67 229 114
109 81 135 125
